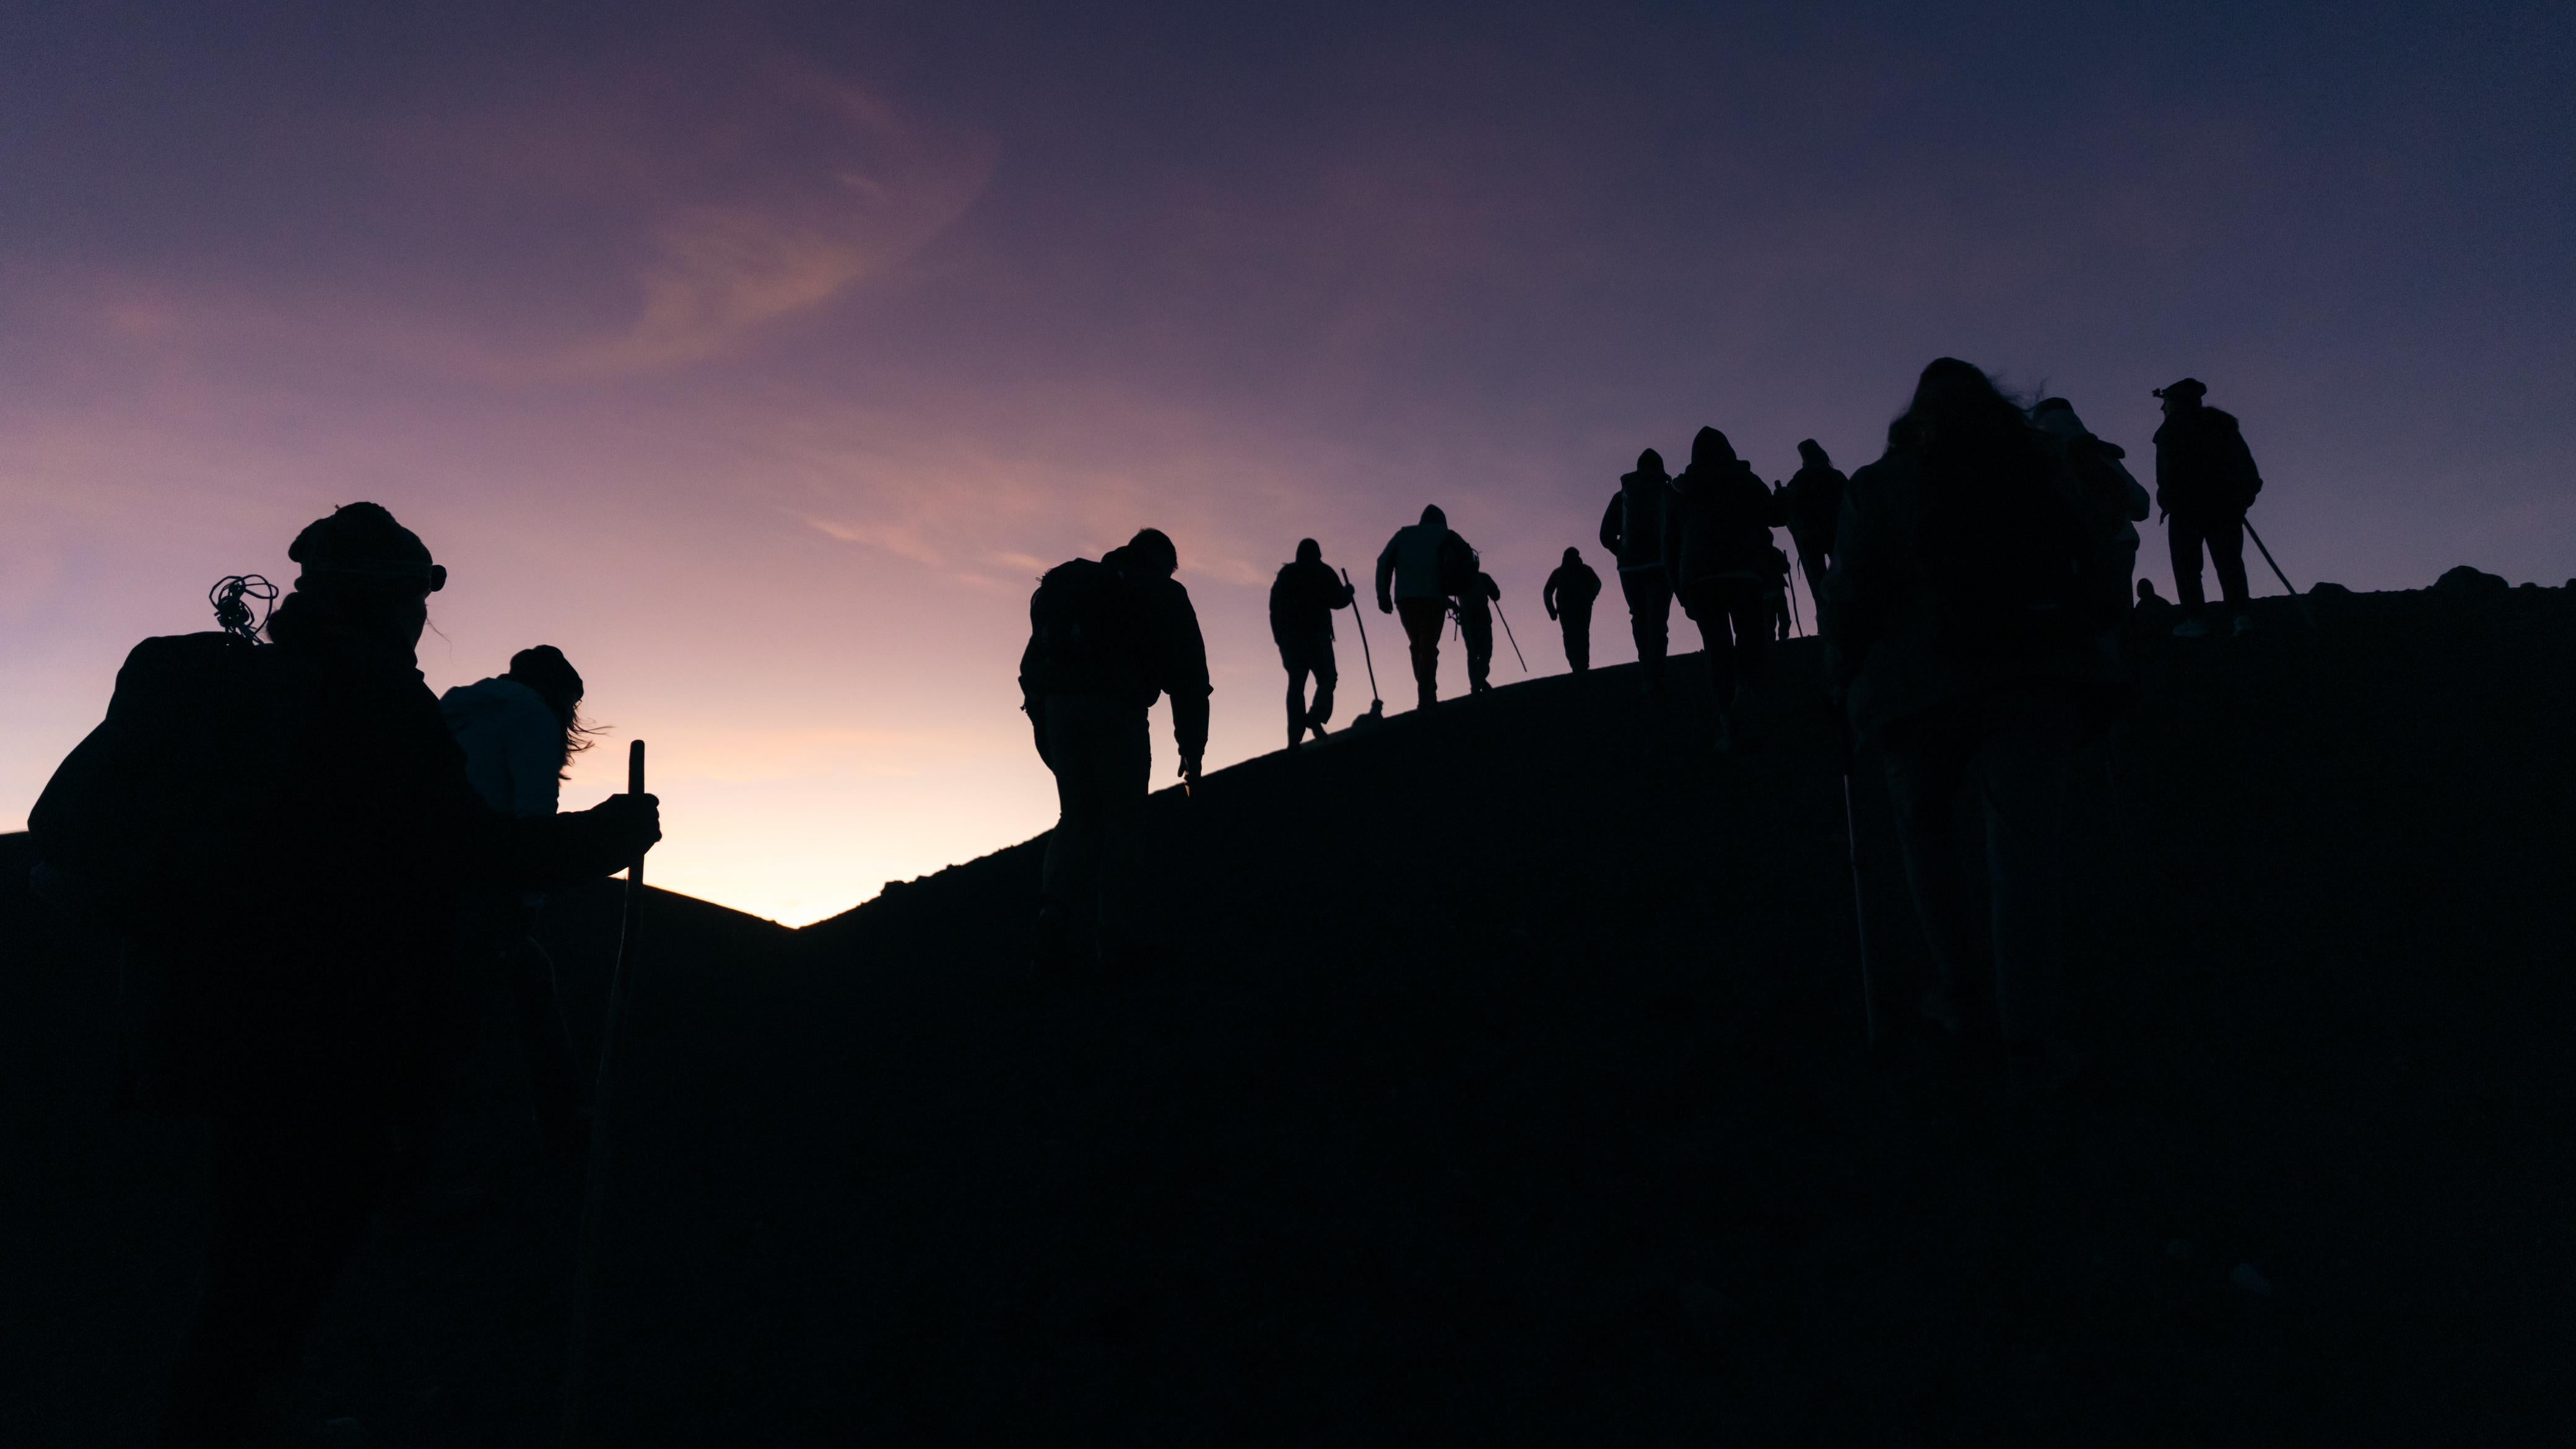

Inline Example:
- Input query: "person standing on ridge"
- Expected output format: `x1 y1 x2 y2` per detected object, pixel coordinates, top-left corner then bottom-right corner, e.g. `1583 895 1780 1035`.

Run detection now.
1779 439 1847 602
1455 562 1503 695
1764 543 1795 642
1543 546 1603 672
1824 359 2128 1092
1663 426 1785 751
1599 449 1674 695
440 643 599 1160
1375 505 1473 711
1020 527 1211 968
2151 377 2264 638
30 503 660 1448
1269 537 1354 750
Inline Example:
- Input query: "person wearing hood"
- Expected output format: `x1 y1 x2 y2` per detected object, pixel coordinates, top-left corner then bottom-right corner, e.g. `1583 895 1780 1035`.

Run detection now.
1455 562 1504 694
32 502 660 1447
1598 449 1674 694
2150 377 2264 638
1779 439 1848 601
440 645 599 1159
1375 505 1474 711
2032 396 2152 596
1269 537 1355 749
1661 426 1786 751
1824 360 2124 1092
1542 546 1603 672
1019 528 1211 967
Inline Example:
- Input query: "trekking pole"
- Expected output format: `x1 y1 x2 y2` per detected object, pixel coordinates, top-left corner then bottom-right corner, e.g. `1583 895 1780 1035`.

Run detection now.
1492 598 1528 672
1837 728 1879 1046
1341 569 1385 718
2242 520 2318 629
1786 577 1804 638
563 739 646 1449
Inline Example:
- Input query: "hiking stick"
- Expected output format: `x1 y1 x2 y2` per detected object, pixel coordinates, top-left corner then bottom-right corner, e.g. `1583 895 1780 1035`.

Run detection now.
1492 598 1528 671
1837 729 1879 1046
2242 520 2317 628
1341 569 1384 716
562 739 646 1449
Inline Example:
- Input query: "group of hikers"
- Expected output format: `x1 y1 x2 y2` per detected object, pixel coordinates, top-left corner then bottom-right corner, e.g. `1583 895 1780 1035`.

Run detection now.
25 360 2271 1445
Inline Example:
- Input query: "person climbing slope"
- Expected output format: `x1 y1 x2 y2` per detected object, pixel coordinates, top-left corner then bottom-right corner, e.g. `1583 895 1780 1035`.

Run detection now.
1599 449 1674 695
1268 538 1354 750
30 502 659 1448
1663 426 1785 751
1455 562 1503 695
1020 528 1211 968
1543 546 1603 673
1375 505 1474 711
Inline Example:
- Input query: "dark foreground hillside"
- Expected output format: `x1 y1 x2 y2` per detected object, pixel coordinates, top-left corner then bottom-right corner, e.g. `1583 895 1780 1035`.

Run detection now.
7 580 2574 1445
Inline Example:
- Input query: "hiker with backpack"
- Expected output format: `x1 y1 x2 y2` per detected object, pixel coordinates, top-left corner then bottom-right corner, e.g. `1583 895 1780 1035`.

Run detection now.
1780 439 1847 601
1662 426 1786 752
1456 563 1503 695
1019 528 1211 967
29 503 661 1448
1543 546 1603 673
1822 360 2130 1090
1374 505 1475 711
1269 539 1355 750
2151 377 2264 638
440 644 602 1159
1599 450 1674 695
2031 396 2152 595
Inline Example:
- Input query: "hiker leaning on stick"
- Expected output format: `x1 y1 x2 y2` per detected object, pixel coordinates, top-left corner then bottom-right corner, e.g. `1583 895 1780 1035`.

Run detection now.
1543 546 1603 673
1663 425 1785 752
1375 505 1474 711
30 502 660 1448
1269 537 1354 751
1823 360 2130 1092
1456 562 1503 695
2151 376 2264 638
1020 527 1211 969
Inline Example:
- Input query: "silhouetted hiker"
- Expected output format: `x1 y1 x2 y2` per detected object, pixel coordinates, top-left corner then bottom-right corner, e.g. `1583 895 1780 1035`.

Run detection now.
1269 539 1355 750
440 645 600 1159
1780 438 1847 598
1663 426 1785 751
28 503 659 1448
1765 544 1796 642
1020 528 1211 967
2032 396 2151 593
1543 546 1602 672
1375 505 1475 711
1599 449 1673 694
1823 360 2129 1089
2151 377 2264 638
1456 565 1502 694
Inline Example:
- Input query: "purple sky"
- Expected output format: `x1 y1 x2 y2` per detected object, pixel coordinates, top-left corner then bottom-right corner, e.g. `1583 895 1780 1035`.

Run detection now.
6 1 2570 922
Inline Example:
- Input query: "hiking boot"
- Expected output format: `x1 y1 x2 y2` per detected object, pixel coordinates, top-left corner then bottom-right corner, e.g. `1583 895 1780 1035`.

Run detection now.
2171 616 2210 638
2230 613 2254 637
1307 720 1329 738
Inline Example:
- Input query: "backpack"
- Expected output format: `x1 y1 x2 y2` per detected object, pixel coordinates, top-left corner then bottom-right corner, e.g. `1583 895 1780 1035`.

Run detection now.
1435 534 1479 599
1922 436 2132 650
29 632 274 933
1020 557 1149 700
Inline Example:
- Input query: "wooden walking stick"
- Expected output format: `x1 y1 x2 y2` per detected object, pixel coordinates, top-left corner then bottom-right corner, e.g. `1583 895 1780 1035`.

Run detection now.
562 739 646 1449
1342 568 1386 723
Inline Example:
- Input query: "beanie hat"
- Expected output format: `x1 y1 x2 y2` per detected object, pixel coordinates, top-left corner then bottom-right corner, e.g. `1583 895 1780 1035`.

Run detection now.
288 503 445 592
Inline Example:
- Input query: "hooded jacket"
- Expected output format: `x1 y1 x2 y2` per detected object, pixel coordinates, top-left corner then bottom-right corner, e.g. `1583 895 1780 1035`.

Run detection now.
1661 428 1785 588
1782 457 1848 557
2152 404 2262 519
1269 555 1354 642
440 675 564 818
2032 403 2151 557
1598 459 1670 572
1543 555 1601 617
1020 544 1212 760
1377 508 1470 605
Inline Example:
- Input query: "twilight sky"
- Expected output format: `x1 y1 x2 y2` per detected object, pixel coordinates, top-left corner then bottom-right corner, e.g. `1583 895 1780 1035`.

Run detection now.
5 1 2570 924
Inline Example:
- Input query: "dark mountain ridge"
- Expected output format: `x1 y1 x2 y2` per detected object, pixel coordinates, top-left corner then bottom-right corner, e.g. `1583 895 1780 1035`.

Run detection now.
6 578 2572 1445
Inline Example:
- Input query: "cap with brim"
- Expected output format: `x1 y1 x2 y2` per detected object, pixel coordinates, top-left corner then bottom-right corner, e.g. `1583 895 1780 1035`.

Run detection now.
2152 378 2207 401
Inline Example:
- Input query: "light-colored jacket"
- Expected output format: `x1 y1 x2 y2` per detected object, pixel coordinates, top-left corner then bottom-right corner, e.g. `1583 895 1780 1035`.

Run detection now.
440 676 562 818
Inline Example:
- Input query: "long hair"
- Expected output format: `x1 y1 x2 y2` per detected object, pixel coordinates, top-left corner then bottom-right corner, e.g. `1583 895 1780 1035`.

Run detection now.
1888 359 2069 625
505 645 601 779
